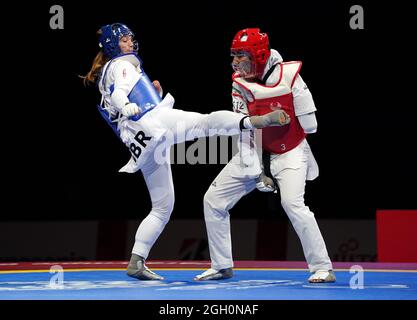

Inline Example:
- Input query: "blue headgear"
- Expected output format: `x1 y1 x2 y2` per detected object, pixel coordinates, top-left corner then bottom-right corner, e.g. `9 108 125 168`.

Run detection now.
98 23 138 58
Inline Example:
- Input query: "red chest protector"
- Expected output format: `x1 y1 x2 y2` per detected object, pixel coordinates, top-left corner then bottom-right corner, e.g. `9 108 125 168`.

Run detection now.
233 61 306 154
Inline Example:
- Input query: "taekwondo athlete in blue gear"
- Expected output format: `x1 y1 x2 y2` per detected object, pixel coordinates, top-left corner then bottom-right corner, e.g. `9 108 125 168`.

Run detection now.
90 23 291 281
97 24 161 134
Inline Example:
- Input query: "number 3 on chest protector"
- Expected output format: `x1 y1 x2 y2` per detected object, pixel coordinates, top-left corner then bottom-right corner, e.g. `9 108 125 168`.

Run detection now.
129 130 152 161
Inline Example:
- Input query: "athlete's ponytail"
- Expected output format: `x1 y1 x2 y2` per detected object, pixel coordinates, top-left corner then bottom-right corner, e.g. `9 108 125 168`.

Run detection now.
81 29 109 86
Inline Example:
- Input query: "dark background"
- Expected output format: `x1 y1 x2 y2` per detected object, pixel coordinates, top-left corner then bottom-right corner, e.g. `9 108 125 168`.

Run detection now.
4 1 416 222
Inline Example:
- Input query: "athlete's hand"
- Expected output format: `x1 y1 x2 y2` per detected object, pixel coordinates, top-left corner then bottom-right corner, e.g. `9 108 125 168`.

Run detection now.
122 103 140 117
277 109 291 126
256 173 275 192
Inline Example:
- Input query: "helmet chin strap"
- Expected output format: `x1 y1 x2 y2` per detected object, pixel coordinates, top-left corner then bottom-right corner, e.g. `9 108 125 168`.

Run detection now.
132 40 139 52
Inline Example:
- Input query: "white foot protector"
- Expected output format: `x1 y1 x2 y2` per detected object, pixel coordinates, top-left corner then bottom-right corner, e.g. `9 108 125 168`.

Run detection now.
308 270 336 283
194 268 233 281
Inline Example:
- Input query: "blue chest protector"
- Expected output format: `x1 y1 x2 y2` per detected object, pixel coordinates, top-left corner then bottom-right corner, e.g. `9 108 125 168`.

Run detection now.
97 53 162 135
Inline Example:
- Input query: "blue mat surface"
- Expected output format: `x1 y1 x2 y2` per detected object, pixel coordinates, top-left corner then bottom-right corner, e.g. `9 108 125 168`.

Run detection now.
1 269 416 300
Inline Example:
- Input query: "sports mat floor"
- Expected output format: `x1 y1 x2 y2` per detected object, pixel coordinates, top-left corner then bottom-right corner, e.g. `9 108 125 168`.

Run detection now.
1 261 416 300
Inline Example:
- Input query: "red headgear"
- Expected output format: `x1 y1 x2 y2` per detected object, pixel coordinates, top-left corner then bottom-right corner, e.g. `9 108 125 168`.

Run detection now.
231 28 271 79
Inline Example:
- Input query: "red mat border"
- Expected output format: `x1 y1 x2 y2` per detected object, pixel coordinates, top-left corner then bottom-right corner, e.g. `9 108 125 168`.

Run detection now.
1 261 416 271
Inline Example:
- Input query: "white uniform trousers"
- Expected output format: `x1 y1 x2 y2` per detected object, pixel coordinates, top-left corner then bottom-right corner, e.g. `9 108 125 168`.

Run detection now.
204 139 333 272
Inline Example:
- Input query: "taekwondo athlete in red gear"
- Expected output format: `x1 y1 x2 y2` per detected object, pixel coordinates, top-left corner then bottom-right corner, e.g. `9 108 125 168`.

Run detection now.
84 24 291 280
195 28 335 283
